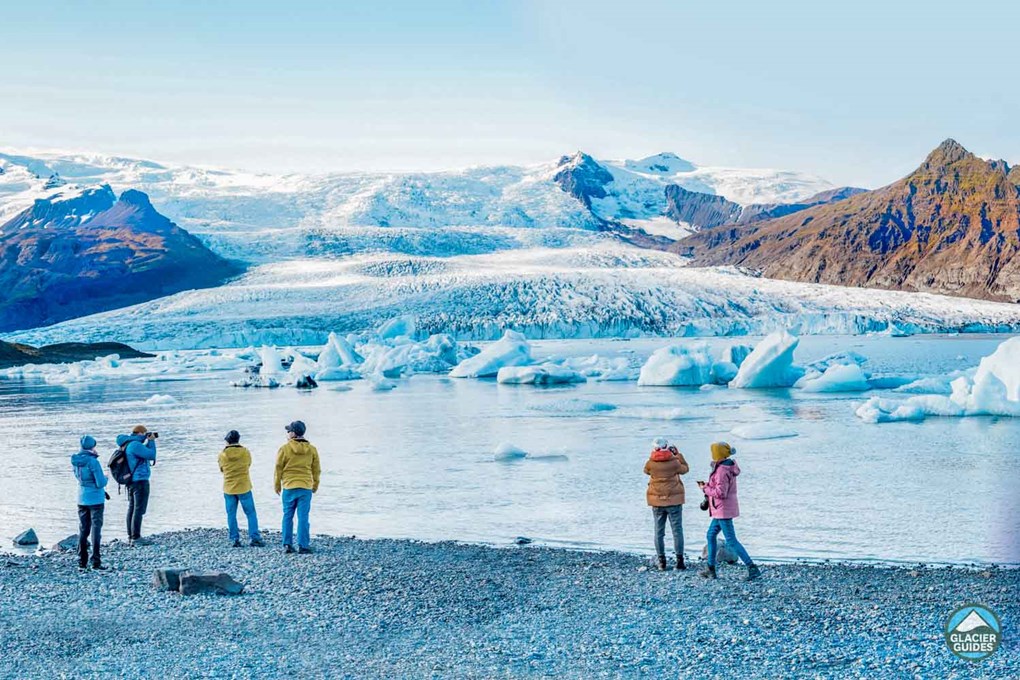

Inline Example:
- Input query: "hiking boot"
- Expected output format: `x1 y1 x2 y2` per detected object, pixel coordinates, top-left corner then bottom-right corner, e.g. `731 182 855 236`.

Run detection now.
655 555 667 571
91 563 108 571
298 547 314 555
698 565 717 579
675 555 687 571
78 562 88 571
132 537 152 546
232 540 243 548
746 564 762 581
250 539 265 547
284 544 295 554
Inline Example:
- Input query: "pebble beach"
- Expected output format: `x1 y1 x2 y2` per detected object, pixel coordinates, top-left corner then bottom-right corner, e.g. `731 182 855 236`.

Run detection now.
0 529 1016 678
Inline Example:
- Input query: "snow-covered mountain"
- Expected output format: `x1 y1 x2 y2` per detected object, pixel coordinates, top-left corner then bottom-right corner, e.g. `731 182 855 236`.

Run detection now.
10 244 1020 350
0 148 834 248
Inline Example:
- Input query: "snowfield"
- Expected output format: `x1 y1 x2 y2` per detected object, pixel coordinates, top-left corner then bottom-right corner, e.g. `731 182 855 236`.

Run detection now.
10 244 1020 349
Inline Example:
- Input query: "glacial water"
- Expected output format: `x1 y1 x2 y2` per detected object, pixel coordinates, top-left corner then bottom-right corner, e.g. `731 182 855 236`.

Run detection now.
1 335 1017 565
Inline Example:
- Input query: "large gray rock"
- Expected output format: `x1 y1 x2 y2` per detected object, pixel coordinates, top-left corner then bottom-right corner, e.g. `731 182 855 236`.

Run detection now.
153 568 191 592
701 539 739 565
179 571 244 596
13 529 39 546
53 535 80 552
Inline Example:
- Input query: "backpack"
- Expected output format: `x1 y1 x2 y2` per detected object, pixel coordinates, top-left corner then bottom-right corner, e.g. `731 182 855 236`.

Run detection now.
108 443 136 491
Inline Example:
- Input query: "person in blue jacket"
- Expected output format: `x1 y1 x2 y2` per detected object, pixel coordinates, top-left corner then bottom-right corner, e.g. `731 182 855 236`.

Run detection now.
71 435 109 570
118 425 157 545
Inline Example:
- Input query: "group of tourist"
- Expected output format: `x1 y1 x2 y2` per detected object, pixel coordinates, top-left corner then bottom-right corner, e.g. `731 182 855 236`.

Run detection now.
72 422 758 580
70 420 320 570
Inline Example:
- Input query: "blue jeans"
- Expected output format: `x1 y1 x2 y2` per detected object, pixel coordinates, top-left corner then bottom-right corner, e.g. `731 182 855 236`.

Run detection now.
224 491 261 542
652 505 684 557
281 488 313 549
706 518 753 567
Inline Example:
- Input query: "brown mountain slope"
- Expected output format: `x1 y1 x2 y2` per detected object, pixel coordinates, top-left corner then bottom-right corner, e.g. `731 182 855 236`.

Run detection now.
678 139 1020 302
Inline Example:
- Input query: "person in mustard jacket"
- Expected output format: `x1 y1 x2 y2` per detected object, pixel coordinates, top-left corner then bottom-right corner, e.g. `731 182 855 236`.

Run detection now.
274 420 321 554
644 437 690 571
219 430 264 547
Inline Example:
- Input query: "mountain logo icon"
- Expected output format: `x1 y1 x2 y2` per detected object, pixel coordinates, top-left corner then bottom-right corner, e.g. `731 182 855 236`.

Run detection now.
944 604 1002 661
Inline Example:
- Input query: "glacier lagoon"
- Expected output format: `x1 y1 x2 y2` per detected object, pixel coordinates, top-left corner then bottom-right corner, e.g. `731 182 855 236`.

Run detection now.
1 335 1016 566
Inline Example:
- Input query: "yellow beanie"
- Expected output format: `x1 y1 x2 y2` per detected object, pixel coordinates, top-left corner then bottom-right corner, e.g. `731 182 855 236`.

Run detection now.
711 442 732 462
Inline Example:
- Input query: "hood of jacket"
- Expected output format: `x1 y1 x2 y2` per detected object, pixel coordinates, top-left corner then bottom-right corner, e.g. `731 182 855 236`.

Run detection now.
71 450 99 467
116 433 145 447
713 458 740 476
650 449 674 462
280 439 315 458
221 443 248 462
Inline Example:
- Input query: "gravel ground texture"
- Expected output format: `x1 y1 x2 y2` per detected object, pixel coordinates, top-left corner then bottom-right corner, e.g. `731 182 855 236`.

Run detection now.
0 529 1016 679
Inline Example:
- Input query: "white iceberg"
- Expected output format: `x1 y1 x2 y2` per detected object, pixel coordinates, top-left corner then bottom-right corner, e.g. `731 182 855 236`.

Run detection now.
798 363 871 393
497 364 586 385
450 330 532 378
493 442 528 461
638 344 714 386
258 345 284 375
144 394 177 406
856 337 1020 422
377 316 416 340
729 331 805 389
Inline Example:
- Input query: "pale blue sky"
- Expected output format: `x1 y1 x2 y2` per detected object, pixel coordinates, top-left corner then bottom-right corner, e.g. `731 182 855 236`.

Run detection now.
3 0 1017 186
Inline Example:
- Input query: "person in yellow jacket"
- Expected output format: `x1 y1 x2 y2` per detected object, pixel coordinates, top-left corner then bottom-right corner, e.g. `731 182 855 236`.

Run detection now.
219 430 264 547
274 420 321 554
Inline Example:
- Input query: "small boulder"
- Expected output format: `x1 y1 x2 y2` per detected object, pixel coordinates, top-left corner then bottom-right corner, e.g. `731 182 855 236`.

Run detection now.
53 535 80 552
179 571 244 596
13 529 39 546
153 568 191 592
701 539 738 565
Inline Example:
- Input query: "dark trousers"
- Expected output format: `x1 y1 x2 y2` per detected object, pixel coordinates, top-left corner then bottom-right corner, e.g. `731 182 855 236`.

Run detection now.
78 503 104 566
126 480 150 540
652 504 684 557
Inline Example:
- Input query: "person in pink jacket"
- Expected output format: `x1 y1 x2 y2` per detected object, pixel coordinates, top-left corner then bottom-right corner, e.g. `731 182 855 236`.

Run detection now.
696 442 761 581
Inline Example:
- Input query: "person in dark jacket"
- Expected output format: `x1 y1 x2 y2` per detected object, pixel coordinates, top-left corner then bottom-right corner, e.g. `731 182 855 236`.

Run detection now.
71 435 109 570
119 425 157 545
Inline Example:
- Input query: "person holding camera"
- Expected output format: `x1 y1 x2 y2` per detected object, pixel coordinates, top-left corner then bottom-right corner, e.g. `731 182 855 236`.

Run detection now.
696 442 761 581
71 435 110 570
274 420 320 554
644 437 690 571
117 425 157 546
219 430 264 547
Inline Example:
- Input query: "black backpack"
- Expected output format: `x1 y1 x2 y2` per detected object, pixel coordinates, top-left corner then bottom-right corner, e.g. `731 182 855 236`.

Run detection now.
108 443 135 490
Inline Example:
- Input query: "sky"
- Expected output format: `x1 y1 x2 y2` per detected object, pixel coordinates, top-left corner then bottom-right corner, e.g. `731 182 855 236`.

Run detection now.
2 0 1018 187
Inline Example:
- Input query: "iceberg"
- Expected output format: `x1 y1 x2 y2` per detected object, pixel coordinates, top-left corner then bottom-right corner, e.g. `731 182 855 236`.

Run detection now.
798 363 871 393
637 344 714 386
377 316 416 340
856 337 1020 422
493 442 528 461
259 346 284 375
450 331 532 378
729 331 805 389
496 364 586 385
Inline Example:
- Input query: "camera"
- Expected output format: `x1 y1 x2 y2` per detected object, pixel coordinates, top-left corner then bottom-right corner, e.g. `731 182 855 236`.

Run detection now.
148 432 159 439
699 496 710 512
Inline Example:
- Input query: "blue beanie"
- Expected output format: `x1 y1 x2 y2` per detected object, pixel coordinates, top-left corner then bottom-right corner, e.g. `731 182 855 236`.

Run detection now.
80 435 97 450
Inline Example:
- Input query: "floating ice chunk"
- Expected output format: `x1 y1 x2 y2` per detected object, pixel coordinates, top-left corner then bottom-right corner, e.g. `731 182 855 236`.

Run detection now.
367 373 398 391
806 350 868 373
532 399 617 413
377 316 416 340
259 346 284 375
231 375 280 388
497 364 586 385
729 331 805 389
710 361 739 384
798 363 870 393
493 442 528 461
638 344 714 386
450 330 532 378
731 423 798 440
626 407 695 420
894 375 957 395
315 366 361 381
360 333 462 377
144 394 176 406
287 350 319 377
718 344 753 367
856 337 1020 422
560 354 639 381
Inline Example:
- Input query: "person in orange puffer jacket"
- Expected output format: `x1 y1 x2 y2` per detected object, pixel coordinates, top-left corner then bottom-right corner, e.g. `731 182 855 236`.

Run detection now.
644 437 690 571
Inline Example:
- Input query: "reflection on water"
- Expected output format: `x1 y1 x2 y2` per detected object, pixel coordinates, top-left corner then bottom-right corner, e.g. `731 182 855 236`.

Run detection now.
0 335 1017 565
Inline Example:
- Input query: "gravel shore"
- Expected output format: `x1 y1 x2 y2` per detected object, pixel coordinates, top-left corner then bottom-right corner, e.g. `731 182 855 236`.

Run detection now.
0 529 1016 679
